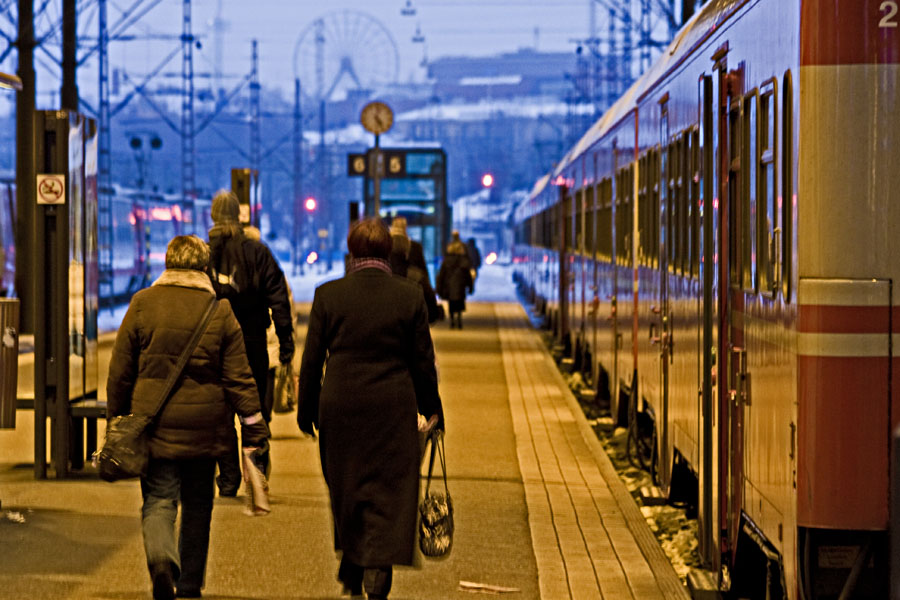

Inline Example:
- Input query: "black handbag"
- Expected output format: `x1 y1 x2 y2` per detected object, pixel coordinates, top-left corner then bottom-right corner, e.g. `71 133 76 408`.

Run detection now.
97 297 217 482
419 429 453 558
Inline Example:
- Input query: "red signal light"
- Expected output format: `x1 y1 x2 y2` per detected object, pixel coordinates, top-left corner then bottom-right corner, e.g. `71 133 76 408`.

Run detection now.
304 197 317 212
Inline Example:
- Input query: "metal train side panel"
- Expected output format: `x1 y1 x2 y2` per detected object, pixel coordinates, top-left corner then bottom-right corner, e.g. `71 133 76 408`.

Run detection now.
798 0 900 532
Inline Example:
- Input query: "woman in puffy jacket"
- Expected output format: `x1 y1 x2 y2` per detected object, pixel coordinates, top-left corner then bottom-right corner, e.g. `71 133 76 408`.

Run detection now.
106 235 268 600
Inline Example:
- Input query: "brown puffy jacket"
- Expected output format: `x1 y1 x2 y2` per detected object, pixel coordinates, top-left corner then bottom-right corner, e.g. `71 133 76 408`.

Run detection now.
106 269 267 459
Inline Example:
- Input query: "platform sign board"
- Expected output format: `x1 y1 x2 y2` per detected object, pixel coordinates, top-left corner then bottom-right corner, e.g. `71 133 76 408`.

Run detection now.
361 146 448 265
348 150 408 178
36 174 65 204
348 153 367 176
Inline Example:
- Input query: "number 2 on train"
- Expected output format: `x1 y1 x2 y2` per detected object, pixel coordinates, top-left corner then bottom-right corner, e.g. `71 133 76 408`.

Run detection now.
881 1 899 28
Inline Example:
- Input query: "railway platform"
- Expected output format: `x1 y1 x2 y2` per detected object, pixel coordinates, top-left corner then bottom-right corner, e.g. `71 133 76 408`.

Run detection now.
1 285 689 598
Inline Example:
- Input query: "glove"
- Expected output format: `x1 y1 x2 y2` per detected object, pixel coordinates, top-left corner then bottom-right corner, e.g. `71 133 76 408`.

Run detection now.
276 326 295 365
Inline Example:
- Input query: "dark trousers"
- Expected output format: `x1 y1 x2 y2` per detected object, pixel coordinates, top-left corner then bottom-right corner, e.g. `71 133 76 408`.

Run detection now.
217 334 269 493
338 556 393 598
141 457 216 594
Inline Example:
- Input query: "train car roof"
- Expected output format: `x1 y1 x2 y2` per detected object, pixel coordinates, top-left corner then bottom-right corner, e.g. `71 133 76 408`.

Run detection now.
529 173 551 200
553 0 745 177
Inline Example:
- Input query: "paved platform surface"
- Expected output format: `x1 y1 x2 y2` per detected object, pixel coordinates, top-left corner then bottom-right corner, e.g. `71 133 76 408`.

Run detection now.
1 298 689 599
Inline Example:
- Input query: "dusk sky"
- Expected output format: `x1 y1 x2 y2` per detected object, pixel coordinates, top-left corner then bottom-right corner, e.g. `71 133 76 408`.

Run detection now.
115 0 597 98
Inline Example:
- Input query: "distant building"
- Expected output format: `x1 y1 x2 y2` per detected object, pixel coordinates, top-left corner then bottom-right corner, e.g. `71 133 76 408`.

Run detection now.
427 48 576 102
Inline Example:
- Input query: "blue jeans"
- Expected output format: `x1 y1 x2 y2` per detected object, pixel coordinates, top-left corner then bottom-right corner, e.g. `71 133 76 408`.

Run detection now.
141 457 217 593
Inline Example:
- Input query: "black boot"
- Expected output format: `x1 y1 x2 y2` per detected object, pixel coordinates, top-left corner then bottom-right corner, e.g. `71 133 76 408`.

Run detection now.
150 562 175 600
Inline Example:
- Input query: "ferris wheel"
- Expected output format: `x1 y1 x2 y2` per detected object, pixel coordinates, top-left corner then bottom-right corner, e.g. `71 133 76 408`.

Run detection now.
293 10 400 102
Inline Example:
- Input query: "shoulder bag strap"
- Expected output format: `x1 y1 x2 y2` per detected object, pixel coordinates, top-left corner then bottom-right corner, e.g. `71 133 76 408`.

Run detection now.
147 296 218 420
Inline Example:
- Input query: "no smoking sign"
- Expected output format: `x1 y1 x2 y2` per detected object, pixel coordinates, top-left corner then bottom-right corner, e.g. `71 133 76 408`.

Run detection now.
36 174 65 205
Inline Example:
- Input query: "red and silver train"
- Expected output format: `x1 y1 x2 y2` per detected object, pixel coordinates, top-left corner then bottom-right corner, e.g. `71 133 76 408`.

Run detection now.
0 178 211 302
513 1 897 598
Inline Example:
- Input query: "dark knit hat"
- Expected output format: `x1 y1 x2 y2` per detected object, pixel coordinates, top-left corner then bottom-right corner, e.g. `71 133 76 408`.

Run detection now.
211 190 240 224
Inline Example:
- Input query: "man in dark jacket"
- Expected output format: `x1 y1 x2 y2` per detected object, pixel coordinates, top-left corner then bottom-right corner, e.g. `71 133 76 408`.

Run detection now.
107 234 268 599
206 190 294 494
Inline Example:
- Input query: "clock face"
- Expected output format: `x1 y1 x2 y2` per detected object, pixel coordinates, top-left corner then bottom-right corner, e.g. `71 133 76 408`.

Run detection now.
361 101 393 134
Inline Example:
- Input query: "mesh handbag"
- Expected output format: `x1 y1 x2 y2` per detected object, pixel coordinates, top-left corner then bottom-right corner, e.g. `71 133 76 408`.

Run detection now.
419 429 453 558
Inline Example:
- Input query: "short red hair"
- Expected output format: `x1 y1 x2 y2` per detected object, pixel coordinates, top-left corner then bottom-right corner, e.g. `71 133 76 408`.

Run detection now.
347 217 392 260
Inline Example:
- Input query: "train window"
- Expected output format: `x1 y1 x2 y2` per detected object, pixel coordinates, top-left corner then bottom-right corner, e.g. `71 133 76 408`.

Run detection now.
640 154 650 266
758 80 778 296
625 164 634 263
616 165 632 265
782 71 793 301
743 92 758 293
575 188 584 255
728 95 742 290
675 133 690 275
585 184 595 258
666 140 676 273
598 178 612 260
690 128 701 279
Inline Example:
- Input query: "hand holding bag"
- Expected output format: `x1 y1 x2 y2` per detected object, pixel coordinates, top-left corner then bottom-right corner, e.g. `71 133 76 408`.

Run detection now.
96 298 217 482
419 429 453 558
272 362 296 414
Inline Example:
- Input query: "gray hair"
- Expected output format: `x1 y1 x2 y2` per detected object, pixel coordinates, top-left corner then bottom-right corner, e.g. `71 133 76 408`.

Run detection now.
165 235 210 271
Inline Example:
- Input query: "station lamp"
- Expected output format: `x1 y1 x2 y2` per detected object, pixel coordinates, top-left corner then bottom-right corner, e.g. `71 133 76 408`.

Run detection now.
304 197 317 212
481 173 494 188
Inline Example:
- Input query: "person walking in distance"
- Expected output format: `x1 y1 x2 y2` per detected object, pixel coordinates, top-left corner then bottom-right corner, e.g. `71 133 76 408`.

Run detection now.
465 237 482 286
389 216 441 323
106 235 269 599
436 231 473 330
298 218 444 600
206 190 294 493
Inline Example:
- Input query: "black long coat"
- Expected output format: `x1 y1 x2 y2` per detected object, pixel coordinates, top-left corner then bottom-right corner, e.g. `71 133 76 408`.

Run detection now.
297 267 443 567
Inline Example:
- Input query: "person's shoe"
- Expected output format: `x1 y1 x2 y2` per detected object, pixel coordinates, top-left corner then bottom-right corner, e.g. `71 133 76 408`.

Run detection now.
175 588 202 598
150 563 175 600
217 487 238 497
341 583 363 597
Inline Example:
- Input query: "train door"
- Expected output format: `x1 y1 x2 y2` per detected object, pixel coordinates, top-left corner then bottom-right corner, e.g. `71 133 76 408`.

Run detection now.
655 100 671 487
699 72 718 569
558 185 570 346
717 52 748 569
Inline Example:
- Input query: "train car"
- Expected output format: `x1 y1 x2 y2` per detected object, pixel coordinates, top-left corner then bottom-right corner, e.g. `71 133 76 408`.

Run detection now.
0 177 15 298
106 188 212 302
513 1 897 598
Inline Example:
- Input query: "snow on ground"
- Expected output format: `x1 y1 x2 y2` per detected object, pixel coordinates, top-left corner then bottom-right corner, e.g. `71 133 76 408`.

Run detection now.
99 260 518 333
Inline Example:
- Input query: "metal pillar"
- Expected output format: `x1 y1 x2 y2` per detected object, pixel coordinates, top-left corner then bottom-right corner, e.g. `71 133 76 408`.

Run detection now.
607 8 617 105
292 78 302 275
622 0 634 88
640 0 652 74
97 0 113 300
16 0 36 334
181 0 196 200
250 40 260 212
315 19 326 220
61 0 78 109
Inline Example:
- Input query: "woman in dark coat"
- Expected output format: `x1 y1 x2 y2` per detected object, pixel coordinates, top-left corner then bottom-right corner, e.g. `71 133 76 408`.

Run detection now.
297 218 444 600
436 232 474 329
107 235 268 600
